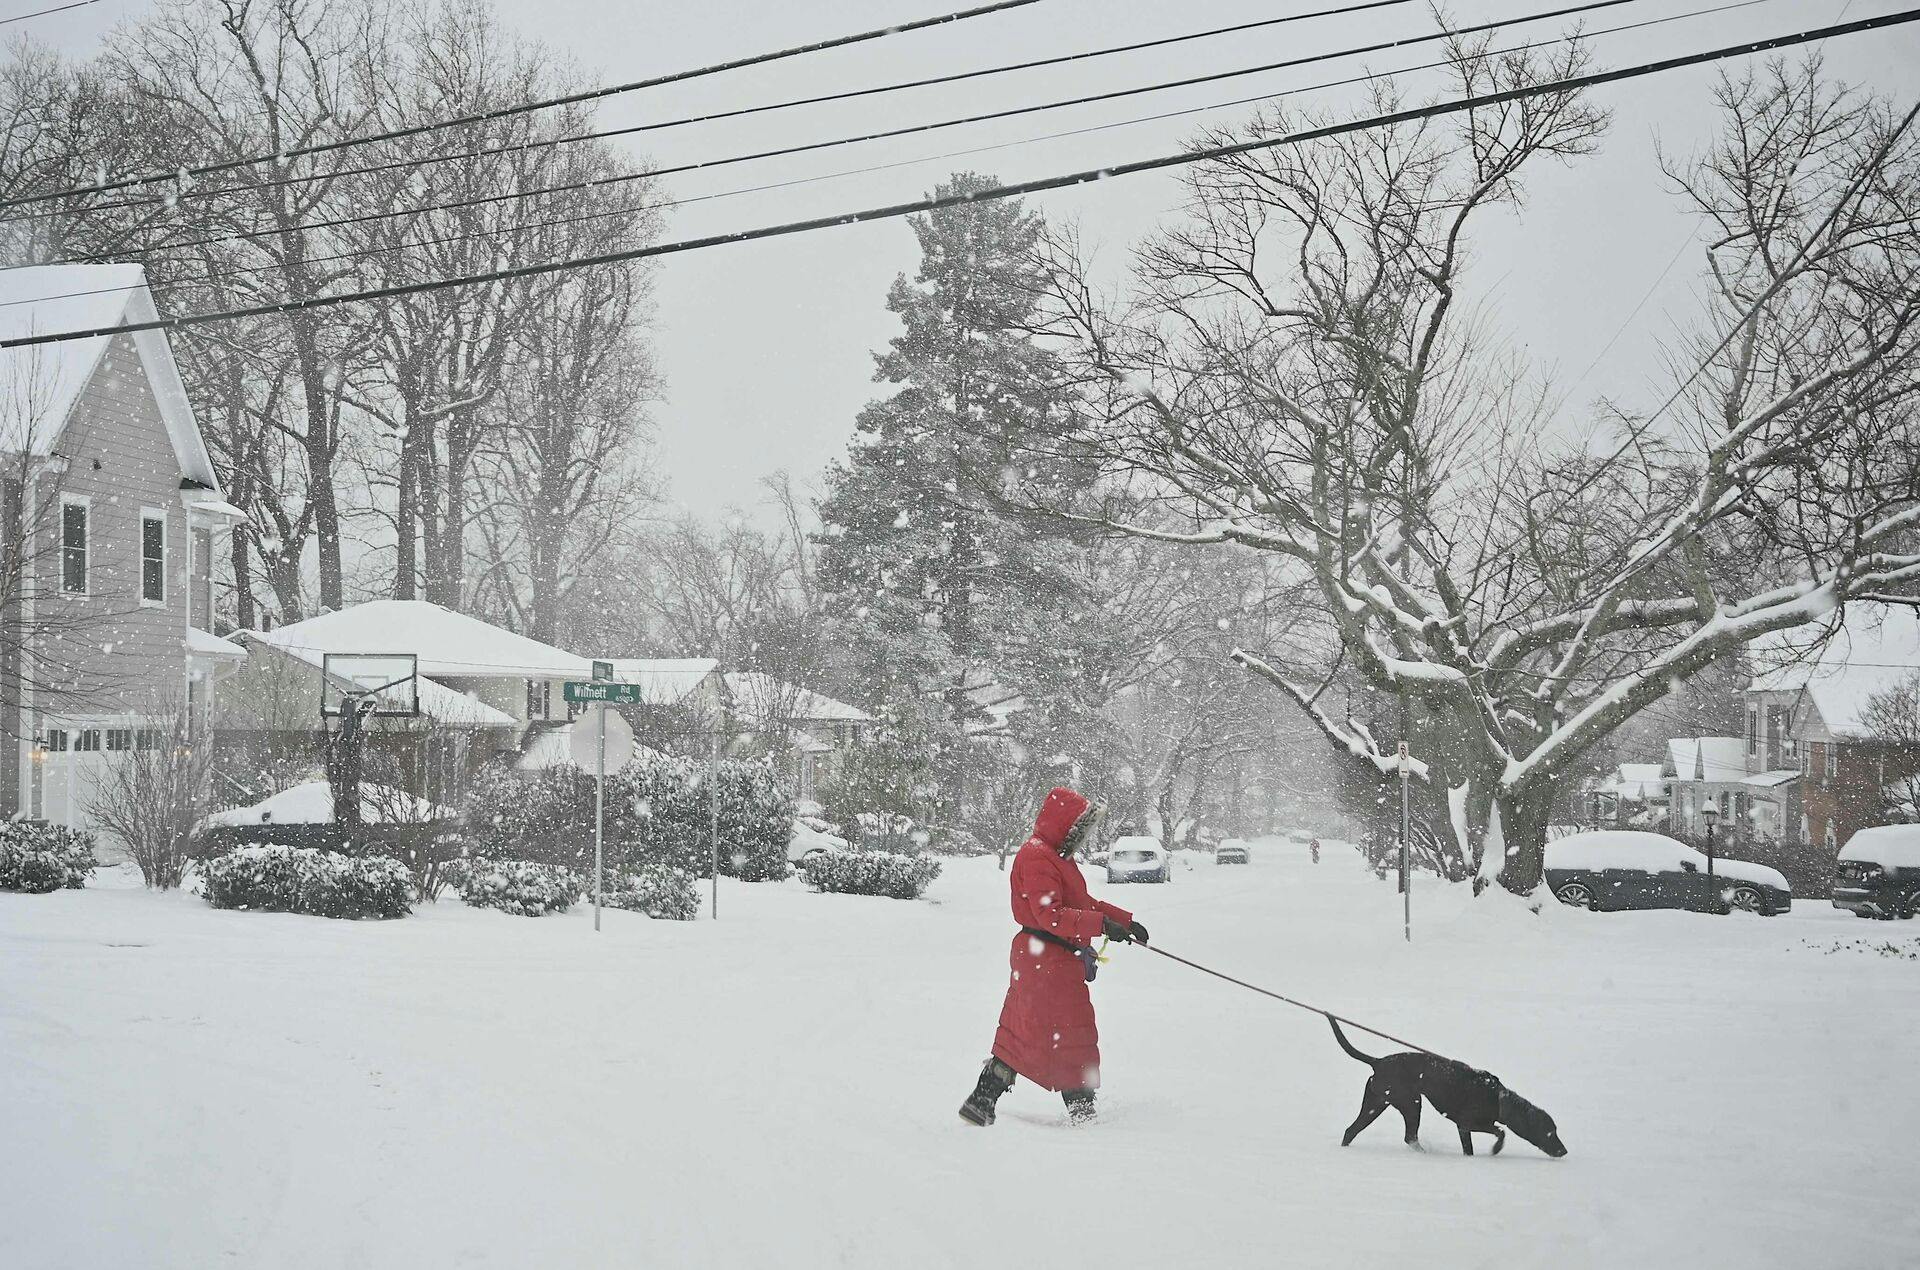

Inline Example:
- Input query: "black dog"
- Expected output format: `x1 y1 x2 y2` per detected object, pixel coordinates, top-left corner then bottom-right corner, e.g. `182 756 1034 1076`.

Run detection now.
1330 1019 1568 1157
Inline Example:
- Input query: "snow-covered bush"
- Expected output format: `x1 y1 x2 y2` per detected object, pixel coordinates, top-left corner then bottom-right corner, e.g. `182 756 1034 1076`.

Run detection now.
0 822 99 893
710 759 793 882
452 859 581 917
601 860 700 921
203 846 411 919
460 752 792 882
798 849 941 900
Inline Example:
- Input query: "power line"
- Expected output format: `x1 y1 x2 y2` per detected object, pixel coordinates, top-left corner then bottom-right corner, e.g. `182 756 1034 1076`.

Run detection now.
0 0 97 27
60 0 1419 218
72 0 1647 257
8 5 1917 352
6 0 1771 315
0 0 1053 212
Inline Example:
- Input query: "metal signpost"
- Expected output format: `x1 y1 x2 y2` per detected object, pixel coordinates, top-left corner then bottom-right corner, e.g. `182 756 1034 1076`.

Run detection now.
564 676 638 932
709 732 720 921
1398 741 1412 944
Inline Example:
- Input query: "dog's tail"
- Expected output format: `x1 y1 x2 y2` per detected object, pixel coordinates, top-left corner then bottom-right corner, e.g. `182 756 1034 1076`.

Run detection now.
1328 1017 1378 1066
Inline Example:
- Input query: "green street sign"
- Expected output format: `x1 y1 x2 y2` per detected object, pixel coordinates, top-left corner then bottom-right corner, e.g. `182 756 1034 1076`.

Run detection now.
564 680 644 705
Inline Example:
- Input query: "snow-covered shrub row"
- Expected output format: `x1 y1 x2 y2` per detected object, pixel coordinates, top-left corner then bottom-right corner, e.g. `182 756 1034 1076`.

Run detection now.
0 822 99 893
460 752 792 882
797 850 941 900
449 859 581 917
202 846 412 919
601 860 700 921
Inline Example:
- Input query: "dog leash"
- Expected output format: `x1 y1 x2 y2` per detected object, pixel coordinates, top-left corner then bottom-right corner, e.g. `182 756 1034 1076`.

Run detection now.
1144 944 1447 1060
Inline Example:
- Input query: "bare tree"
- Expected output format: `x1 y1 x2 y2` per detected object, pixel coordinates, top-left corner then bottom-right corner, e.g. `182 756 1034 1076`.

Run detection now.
1030 49 1920 895
1862 669 1920 822
88 701 210 888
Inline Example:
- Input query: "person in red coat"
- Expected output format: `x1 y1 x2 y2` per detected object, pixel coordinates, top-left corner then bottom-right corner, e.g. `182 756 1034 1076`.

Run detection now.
958 786 1149 1126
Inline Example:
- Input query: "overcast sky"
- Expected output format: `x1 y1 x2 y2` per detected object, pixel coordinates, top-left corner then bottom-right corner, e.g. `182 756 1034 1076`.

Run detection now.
32 0 1920 523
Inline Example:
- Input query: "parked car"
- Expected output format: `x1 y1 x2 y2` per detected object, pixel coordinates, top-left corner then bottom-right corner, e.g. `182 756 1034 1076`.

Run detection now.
1832 825 1920 919
1545 830 1791 916
1106 836 1171 884
787 818 849 864
1215 838 1250 865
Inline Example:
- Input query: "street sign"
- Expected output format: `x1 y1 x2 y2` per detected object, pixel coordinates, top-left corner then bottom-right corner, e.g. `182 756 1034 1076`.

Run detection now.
591 659 614 682
563 680 644 705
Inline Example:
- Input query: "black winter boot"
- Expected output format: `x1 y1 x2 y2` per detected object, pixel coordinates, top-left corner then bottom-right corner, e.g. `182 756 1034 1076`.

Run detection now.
1063 1088 1097 1125
958 1058 1016 1126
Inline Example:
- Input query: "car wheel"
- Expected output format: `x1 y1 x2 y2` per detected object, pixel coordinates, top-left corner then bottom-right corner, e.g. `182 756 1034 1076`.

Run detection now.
1554 881 1598 910
1726 884 1764 914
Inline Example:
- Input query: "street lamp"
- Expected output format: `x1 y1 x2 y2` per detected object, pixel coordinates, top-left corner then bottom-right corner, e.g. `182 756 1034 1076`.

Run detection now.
1700 797 1719 884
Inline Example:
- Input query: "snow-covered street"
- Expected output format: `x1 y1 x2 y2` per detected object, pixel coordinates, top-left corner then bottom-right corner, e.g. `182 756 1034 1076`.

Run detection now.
4 840 1914 1270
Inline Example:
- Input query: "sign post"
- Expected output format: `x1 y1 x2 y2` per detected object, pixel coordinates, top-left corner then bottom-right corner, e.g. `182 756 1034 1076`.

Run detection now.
1398 741 1412 944
709 731 720 921
565 680 637 932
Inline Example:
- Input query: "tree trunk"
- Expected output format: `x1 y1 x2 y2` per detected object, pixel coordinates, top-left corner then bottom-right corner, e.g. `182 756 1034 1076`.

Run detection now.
286 314 342 610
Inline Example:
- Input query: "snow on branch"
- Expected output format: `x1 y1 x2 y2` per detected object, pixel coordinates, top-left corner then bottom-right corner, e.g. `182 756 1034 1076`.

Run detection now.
1231 647 1430 782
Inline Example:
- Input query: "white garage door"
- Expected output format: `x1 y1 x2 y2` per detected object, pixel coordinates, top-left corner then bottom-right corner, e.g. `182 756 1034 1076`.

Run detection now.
37 725 115 834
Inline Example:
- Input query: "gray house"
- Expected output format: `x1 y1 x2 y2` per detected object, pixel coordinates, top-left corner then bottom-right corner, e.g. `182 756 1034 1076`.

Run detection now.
1 263 246 830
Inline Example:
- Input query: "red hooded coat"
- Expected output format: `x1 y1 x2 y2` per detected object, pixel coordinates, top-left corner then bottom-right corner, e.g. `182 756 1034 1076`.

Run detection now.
991 787 1133 1092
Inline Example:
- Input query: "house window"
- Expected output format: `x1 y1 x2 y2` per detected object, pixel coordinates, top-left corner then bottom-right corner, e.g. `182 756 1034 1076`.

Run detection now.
1746 707 1758 756
135 728 164 751
42 729 68 752
526 679 551 719
106 728 134 751
73 729 102 752
60 498 89 594
1826 743 1839 779
140 512 166 603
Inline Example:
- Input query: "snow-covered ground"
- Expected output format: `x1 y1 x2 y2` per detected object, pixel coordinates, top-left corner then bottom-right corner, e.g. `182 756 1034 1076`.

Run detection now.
4 839 1915 1269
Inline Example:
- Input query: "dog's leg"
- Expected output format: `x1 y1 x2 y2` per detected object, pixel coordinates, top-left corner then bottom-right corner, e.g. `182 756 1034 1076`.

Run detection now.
1456 1123 1474 1156
1341 1076 1390 1146
1394 1092 1423 1149
1490 1127 1506 1155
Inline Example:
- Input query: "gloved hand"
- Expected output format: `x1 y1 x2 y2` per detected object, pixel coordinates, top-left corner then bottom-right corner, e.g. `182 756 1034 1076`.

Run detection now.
1128 920 1149 946
1102 916 1132 943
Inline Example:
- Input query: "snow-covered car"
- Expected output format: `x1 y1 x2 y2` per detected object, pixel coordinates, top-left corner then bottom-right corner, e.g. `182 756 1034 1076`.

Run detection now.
1833 825 1920 919
1214 838 1250 865
1286 829 1316 845
1106 836 1170 884
1545 831 1790 916
787 818 849 865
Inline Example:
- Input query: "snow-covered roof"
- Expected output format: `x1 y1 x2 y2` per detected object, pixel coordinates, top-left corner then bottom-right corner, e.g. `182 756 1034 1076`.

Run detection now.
1748 602 1920 738
235 631 516 728
186 627 247 661
725 672 871 723
1596 762 1666 800
203 780 453 827
0 263 220 488
260 601 590 681
1666 737 1746 783
602 657 718 706
1740 769 1799 789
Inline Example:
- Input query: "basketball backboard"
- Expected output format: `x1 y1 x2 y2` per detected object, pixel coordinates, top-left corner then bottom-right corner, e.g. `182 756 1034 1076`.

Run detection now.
321 653 421 717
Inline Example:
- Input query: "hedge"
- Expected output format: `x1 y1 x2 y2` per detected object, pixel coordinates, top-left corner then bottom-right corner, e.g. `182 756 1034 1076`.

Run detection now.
797 850 942 900
203 845 412 919
460 751 791 882
450 859 581 917
0 822 98 893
